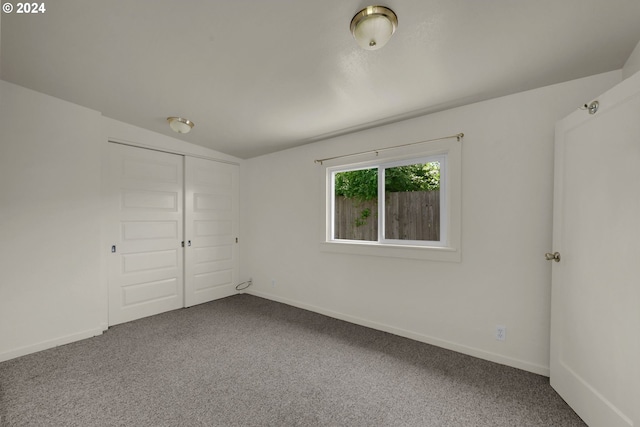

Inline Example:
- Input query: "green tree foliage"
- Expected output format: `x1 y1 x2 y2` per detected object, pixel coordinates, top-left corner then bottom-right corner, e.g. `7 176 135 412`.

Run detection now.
385 163 440 193
334 168 378 200
335 162 440 201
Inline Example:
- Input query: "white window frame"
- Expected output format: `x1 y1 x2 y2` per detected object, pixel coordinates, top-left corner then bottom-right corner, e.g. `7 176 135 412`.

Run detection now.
320 138 461 262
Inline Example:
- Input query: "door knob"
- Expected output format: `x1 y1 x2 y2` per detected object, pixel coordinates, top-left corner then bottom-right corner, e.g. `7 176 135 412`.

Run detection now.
545 252 561 262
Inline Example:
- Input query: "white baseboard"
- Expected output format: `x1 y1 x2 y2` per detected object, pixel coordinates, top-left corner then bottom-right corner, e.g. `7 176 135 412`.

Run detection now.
0 326 105 363
245 290 550 377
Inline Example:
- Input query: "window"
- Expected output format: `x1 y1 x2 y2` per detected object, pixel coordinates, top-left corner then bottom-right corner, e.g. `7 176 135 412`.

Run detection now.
332 156 445 245
321 138 461 262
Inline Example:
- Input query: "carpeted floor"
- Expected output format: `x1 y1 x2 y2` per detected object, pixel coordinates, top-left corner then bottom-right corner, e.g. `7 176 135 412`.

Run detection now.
0 294 585 426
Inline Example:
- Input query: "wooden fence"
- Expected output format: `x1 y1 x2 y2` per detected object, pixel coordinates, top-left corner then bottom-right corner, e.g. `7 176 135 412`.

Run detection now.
334 191 440 241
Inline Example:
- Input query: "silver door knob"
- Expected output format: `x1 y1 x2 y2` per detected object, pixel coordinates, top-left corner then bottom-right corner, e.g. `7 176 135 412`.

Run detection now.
545 252 561 262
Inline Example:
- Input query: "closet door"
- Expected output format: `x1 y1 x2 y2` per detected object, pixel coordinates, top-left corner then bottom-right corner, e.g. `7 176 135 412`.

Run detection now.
184 157 239 307
107 144 184 325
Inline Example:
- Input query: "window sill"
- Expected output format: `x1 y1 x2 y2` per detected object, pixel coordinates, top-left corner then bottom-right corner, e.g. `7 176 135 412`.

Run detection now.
319 241 461 262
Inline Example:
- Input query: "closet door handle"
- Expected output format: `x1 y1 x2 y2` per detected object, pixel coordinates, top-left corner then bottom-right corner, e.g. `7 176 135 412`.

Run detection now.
545 252 561 262
187 240 192 247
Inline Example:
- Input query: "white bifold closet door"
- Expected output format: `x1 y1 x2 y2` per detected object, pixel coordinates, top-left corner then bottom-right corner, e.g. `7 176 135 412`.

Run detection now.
107 143 238 326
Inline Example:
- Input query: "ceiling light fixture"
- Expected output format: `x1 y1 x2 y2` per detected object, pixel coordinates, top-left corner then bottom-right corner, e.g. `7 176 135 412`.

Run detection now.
167 117 195 134
350 5 398 51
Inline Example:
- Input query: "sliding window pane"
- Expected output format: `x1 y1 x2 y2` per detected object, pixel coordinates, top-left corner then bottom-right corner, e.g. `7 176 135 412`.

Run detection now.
384 162 440 242
333 168 378 241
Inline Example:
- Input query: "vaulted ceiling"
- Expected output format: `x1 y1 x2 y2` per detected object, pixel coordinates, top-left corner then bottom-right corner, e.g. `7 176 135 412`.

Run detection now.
2 1 640 158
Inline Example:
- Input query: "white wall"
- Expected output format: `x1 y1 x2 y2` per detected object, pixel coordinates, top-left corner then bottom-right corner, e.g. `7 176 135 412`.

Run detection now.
0 80 241 362
0 80 104 361
241 70 621 375
623 39 640 80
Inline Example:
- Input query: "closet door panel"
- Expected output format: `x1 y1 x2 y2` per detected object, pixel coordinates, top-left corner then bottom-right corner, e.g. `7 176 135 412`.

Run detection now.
184 157 239 307
107 144 184 325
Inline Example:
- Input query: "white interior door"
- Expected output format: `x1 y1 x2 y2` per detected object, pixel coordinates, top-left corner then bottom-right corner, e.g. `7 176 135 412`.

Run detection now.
184 157 239 307
107 143 184 325
550 72 640 426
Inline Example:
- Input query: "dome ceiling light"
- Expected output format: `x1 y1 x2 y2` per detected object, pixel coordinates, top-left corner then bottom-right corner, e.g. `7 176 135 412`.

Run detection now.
350 5 398 50
167 117 195 134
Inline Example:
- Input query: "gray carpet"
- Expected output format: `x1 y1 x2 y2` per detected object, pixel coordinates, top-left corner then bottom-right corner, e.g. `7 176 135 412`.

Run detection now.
0 294 585 426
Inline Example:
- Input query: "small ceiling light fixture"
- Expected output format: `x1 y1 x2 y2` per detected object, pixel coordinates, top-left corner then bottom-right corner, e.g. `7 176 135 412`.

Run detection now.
350 5 398 50
167 117 195 134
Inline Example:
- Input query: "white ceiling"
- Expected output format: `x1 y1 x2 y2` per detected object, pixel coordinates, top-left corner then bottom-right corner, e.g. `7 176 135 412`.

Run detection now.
2 1 640 158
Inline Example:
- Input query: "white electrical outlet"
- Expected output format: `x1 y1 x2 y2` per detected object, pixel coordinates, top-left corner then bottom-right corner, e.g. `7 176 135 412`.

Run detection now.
271 279 276 287
495 325 506 341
